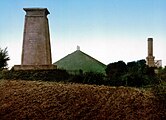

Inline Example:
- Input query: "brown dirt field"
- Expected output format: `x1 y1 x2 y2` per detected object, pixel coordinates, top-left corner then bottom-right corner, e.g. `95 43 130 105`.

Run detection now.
0 80 165 120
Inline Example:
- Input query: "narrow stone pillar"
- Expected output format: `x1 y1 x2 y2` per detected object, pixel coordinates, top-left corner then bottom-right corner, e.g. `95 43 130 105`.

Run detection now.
14 8 56 70
148 38 153 56
146 38 155 67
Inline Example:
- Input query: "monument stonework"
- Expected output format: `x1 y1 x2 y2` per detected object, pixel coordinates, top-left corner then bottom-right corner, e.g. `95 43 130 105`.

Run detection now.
14 8 56 70
146 38 155 67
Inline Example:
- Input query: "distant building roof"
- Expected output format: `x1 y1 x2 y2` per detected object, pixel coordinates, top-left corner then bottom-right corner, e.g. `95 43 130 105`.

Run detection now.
53 49 106 74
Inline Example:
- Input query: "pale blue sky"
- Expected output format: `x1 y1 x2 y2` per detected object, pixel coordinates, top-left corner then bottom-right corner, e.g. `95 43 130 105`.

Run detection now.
0 0 166 68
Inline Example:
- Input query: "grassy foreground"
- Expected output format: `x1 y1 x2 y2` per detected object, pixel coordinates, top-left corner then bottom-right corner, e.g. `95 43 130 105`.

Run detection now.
0 80 165 120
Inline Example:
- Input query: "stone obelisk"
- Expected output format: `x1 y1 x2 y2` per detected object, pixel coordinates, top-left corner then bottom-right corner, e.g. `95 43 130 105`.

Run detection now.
14 8 56 70
146 38 155 67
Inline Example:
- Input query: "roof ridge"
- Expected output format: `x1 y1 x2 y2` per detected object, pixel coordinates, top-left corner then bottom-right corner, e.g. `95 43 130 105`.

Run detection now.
78 50 106 66
54 50 106 66
53 50 106 74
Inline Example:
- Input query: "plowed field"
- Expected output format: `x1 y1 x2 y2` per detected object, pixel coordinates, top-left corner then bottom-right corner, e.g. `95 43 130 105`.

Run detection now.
0 80 165 120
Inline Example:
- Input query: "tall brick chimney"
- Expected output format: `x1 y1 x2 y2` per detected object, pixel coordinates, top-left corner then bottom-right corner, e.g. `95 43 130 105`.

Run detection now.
146 38 155 67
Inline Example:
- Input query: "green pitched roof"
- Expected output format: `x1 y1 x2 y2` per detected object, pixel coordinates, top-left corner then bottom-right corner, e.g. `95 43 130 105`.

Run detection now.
53 50 106 74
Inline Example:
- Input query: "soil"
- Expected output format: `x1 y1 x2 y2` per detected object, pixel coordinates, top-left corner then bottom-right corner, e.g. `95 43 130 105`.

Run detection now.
0 80 165 120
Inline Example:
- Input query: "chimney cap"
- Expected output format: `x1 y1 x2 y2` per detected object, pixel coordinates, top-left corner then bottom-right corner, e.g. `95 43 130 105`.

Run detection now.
148 38 153 41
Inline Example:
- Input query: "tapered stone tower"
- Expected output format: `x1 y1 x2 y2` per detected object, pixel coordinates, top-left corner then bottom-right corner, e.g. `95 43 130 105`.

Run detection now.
14 8 56 70
146 38 155 67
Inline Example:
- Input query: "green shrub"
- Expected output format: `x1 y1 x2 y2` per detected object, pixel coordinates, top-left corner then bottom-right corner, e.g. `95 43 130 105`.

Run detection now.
106 59 160 87
82 72 105 85
68 72 105 85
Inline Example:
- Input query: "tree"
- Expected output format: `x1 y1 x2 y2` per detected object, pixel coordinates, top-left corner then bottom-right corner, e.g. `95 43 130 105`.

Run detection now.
124 59 157 87
157 66 166 82
106 59 159 87
125 60 147 87
106 61 127 86
0 47 10 70
106 61 127 76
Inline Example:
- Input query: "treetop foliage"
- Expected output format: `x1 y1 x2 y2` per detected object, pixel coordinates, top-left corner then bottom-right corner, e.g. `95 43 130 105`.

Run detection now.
0 47 10 70
106 59 158 87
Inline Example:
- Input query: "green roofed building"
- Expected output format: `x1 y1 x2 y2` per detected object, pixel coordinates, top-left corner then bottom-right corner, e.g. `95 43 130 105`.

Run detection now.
53 47 106 74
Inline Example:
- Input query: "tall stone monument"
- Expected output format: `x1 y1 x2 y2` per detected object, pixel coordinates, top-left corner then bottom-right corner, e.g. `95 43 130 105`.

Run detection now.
146 38 155 67
14 8 56 70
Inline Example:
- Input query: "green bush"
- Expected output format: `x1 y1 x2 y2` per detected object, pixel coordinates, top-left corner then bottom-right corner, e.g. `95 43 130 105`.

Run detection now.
68 72 105 85
106 59 160 87
2 69 107 85
82 72 105 85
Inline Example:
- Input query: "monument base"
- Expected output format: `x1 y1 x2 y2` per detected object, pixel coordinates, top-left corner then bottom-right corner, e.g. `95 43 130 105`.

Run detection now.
13 65 57 70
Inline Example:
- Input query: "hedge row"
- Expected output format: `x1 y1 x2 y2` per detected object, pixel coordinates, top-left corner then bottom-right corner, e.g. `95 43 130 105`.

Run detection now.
2 69 69 81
